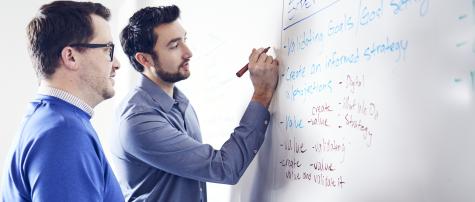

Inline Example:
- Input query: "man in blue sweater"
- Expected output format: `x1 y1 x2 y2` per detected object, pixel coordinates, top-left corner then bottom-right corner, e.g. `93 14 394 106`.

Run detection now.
113 5 279 202
1 1 124 201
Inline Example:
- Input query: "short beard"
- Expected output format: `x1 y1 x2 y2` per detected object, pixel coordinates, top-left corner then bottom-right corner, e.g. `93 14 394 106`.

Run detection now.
155 66 189 83
152 56 190 83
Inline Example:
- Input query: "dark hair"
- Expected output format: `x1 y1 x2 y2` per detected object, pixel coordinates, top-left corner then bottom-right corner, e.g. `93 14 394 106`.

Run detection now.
120 5 180 72
27 1 110 79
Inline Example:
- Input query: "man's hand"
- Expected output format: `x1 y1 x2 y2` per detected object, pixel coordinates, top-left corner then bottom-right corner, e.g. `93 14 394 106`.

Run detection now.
248 47 279 108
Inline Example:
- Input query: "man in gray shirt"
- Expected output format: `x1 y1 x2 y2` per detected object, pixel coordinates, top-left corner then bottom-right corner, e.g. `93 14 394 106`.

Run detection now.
112 5 279 201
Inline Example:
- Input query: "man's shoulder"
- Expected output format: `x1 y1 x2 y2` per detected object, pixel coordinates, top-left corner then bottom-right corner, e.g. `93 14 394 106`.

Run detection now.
118 87 159 116
26 99 85 127
38 99 90 125
16 101 98 164
14 99 97 154
23 104 91 141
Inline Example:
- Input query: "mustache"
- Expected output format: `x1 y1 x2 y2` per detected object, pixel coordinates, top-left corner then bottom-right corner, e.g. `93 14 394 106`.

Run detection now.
180 59 190 67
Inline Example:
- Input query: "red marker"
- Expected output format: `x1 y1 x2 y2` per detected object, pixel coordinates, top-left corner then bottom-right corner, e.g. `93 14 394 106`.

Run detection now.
236 47 271 77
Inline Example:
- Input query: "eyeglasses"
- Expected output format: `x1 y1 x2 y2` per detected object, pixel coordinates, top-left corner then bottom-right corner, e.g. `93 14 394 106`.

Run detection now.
69 42 114 62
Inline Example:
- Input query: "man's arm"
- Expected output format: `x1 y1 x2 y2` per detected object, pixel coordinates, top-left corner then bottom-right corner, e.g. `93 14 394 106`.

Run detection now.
119 101 269 185
25 127 105 202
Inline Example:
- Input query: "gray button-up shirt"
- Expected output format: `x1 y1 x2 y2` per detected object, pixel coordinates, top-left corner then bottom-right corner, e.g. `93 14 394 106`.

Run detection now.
112 75 270 202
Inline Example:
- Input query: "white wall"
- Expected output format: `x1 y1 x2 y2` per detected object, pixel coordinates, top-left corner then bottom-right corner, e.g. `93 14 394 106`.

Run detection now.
0 1 41 174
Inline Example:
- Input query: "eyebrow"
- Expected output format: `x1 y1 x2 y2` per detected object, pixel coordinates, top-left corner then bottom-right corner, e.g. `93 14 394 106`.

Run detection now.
166 33 187 47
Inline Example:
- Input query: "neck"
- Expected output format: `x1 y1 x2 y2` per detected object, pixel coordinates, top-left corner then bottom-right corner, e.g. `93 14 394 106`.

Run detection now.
40 78 100 108
144 73 175 98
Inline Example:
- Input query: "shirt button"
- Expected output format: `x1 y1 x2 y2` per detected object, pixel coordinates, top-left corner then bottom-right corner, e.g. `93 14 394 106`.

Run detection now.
200 187 203 192
264 120 268 125
253 149 257 154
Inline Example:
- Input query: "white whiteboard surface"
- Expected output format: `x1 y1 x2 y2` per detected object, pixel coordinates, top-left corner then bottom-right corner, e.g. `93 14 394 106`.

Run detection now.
228 0 475 201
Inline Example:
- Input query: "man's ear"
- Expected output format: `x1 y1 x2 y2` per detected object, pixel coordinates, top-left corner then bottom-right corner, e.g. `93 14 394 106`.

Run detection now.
135 52 154 70
60 46 79 71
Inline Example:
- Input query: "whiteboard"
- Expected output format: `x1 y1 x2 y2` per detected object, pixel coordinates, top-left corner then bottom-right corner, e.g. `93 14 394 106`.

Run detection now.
229 0 475 201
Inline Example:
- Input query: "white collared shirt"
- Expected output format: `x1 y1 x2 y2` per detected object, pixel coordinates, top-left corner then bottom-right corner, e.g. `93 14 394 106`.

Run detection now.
38 86 94 116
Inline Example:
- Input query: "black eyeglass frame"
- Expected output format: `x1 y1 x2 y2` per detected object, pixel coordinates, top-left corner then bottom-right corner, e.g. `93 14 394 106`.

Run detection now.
69 42 114 62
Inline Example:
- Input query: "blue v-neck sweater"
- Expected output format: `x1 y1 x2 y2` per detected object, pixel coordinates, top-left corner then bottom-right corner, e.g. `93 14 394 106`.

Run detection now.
2 95 124 201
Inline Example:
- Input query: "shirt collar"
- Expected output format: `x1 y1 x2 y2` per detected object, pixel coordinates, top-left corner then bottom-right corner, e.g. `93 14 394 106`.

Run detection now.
38 86 94 116
138 74 189 113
